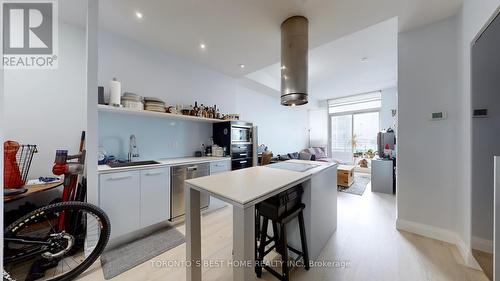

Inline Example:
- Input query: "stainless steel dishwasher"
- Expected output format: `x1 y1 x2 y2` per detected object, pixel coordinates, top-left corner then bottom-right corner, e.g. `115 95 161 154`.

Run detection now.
170 163 210 221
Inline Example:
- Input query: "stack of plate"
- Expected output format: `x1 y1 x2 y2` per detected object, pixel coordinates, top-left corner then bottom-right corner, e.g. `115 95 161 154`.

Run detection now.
144 97 166 113
121 92 143 110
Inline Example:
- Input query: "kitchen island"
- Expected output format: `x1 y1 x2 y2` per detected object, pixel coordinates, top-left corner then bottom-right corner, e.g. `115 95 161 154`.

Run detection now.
185 160 337 281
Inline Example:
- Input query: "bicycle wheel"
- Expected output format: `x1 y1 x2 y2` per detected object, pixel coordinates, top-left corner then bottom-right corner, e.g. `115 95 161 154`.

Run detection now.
4 202 110 281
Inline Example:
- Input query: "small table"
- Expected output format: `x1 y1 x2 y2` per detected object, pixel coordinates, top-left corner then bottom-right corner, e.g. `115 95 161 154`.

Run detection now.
4 181 63 203
337 165 355 187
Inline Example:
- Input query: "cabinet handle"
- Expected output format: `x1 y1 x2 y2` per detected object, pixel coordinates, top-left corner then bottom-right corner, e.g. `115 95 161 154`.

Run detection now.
240 153 247 156
106 175 132 181
145 172 163 176
240 161 247 164
187 166 198 171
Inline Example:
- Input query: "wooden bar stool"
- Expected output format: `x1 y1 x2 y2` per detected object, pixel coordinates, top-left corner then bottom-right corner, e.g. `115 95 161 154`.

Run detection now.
255 185 309 281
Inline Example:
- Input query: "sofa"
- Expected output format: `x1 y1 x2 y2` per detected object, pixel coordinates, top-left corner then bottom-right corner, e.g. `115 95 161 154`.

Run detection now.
299 147 345 164
274 147 345 164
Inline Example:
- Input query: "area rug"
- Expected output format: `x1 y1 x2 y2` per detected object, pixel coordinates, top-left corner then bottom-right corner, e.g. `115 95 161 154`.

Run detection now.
338 173 371 196
100 225 185 279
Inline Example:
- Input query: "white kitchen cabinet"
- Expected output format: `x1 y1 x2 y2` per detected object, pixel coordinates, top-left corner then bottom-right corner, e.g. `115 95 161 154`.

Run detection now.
209 160 232 209
99 171 140 239
210 160 231 175
140 168 170 227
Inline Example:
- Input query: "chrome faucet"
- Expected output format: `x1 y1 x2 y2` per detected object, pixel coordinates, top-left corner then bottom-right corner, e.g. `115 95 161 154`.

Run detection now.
128 134 140 162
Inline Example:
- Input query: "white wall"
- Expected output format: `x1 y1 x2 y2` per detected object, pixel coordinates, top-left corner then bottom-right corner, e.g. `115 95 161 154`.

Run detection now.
98 31 309 159
397 15 462 243
396 1 500 269
98 31 237 114
236 87 309 155
97 31 238 158
4 23 86 179
380 87 398 131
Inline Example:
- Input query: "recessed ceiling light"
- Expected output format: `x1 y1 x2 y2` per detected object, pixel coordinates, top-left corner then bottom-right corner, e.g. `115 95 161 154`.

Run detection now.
239 64 245 69
135 11 143 19
361 57 369 62
200 43 206 50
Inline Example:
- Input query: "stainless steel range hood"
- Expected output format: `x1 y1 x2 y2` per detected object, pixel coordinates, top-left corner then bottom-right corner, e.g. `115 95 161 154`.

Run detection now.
281 16 308 106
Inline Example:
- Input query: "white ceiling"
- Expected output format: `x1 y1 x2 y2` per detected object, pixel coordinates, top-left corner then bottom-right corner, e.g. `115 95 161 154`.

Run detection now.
61 0 462 78
245 17 398 101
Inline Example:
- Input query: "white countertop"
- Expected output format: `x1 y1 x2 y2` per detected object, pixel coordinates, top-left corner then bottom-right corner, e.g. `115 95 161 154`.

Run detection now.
185 160 337 207
98 156 230 173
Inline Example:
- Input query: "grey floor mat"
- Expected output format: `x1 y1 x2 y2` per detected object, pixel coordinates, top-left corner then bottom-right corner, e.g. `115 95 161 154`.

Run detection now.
100 225 185 279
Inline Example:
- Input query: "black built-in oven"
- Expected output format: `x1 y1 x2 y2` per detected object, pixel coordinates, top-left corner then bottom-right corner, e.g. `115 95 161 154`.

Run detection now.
213 121 253 170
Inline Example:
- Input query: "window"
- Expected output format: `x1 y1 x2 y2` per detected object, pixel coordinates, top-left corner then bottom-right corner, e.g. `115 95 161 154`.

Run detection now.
328 91 381 166
328 91 381 115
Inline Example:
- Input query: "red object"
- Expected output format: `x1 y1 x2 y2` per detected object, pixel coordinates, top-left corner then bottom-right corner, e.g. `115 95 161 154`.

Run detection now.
385 143 390 150
4 141 24 188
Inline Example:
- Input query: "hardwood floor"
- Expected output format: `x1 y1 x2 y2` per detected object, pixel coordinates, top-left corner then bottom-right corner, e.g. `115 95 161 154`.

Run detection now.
473 249 493 280
77 185 489 281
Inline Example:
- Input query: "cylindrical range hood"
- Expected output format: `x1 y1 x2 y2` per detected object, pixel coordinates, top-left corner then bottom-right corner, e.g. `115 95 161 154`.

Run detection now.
281 16 308 106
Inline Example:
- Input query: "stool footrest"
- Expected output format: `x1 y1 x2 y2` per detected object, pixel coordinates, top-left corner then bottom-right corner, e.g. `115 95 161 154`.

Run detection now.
264 266 287 281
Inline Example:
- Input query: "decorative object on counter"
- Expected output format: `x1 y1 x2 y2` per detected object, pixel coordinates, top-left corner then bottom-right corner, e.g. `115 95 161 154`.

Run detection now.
194 151 202 157
122 92 144 110
4 141 37 189
257 144 268 154
201 144 206 157
98 146 108 165
205 137 214 156
144 97 166 112
98 86 105 105
109 78 122 107
212 145 224 157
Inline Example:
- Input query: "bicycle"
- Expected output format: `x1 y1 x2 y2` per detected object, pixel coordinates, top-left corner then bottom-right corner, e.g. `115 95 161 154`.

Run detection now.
3 149 111 281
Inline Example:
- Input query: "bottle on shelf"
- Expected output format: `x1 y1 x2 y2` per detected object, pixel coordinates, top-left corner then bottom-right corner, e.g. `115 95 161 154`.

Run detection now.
198 104 204 117
192 101 199 116
216 106 221 119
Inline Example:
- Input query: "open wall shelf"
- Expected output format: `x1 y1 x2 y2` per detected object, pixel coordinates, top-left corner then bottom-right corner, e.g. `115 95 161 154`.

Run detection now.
98 104 226 124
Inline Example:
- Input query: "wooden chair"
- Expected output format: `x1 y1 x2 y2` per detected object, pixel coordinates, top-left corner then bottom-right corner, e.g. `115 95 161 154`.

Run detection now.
260 151 273 166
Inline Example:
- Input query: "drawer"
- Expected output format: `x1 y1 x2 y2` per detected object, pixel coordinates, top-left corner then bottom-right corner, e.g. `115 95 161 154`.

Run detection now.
232 158 252 170
210 160 231 174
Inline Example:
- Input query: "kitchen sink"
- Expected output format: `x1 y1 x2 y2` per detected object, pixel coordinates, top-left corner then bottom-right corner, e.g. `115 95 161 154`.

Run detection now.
107 160 160 168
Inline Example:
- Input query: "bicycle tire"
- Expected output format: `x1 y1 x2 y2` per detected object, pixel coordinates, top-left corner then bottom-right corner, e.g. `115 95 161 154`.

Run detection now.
4 201 111 281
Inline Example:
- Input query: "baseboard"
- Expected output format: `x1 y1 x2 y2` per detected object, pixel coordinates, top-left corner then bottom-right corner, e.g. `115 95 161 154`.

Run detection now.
396 219 481 270
471 236 493 254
